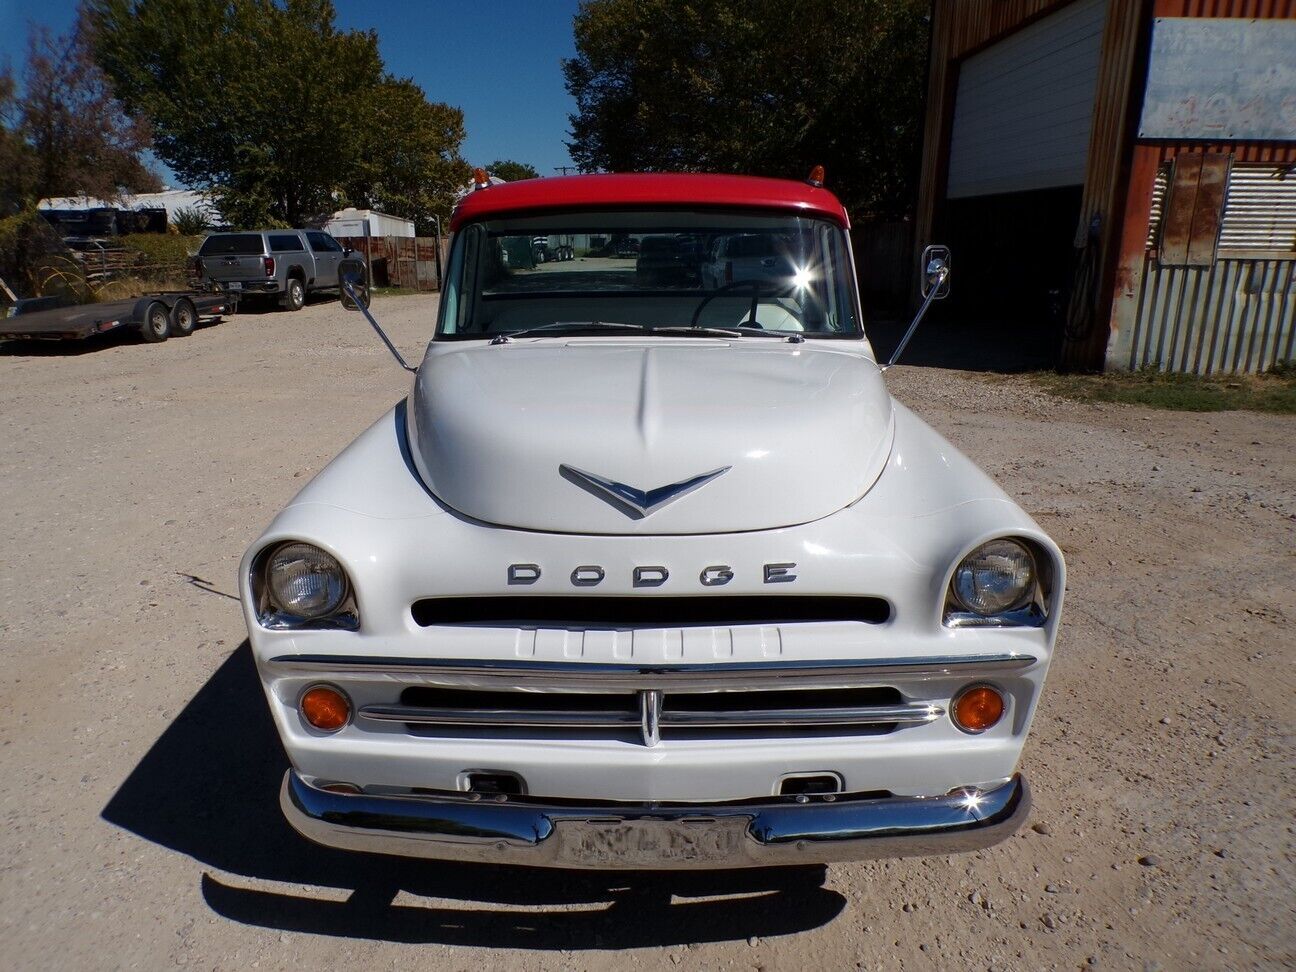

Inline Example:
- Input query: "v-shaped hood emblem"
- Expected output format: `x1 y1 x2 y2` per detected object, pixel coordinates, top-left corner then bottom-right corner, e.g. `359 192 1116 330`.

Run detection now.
559 464 732 520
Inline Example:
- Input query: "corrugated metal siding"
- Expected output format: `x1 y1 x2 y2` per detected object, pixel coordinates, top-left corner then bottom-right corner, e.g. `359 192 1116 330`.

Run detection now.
1217 166 1296 258
1145 164 1171 249
946 0 1106 198
1153 0 1295 17
1127 258 1295 372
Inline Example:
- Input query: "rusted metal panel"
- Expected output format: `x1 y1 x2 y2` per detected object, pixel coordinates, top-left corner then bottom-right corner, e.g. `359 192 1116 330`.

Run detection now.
1139 18 1296 141
1124 257 1295 373
1161 153 1204 264
1153 0 1296 23
1186 153 1230 265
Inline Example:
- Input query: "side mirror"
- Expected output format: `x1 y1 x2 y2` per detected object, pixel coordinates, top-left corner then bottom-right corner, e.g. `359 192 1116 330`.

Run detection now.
343 246 354 256
920 244 951 300
883 244 952 370
339 258 415 373
338 259 370 311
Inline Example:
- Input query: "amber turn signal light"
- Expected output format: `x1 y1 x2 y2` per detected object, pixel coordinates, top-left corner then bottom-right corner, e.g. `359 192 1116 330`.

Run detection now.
951 685 1005 734
300 685 350 732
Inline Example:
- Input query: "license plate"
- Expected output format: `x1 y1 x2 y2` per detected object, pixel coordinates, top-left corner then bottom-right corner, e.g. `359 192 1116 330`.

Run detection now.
555 818 745 866
227 282 242 291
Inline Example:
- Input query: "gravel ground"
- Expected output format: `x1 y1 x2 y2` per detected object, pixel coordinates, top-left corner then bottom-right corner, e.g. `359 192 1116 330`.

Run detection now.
1 293 1292 971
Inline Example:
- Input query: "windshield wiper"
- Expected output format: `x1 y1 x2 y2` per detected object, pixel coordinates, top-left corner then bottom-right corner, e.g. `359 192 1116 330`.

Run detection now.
491 321 649 343
653 325 789 339
489 321 796 344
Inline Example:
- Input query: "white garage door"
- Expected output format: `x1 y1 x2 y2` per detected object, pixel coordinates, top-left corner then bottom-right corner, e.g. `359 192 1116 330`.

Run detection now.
946 0 1106 199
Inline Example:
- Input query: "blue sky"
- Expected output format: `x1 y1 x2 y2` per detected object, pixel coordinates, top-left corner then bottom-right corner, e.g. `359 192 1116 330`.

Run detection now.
0 0 582 186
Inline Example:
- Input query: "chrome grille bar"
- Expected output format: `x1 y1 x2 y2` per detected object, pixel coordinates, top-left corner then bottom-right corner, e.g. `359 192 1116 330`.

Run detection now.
360 706 641 728
358 699 944 742
269 653 1037 693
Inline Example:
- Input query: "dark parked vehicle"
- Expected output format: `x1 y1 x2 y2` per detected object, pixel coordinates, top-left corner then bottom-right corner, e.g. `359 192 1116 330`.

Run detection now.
635 235 692 285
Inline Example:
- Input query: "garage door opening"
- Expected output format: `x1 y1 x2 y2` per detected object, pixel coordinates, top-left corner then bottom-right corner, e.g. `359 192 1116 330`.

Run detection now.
916 0 1105 371
939 185 1083 367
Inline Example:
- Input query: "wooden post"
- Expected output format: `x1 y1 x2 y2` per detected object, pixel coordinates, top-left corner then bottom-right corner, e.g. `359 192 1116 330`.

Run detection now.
364 220 373 289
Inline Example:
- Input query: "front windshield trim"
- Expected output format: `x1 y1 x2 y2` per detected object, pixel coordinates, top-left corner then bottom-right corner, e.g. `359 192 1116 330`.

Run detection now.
434 206 864 342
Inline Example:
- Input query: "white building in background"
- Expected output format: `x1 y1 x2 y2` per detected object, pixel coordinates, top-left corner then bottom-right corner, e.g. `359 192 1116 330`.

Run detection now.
37 188 221 224
324 208 415 239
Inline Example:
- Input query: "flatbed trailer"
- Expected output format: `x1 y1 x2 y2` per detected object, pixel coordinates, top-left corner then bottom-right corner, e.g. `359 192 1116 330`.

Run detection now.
0 290 237 343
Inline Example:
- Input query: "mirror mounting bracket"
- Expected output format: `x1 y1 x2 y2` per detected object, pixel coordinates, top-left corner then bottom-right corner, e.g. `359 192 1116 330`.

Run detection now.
883 244 951 371
341 277 417 373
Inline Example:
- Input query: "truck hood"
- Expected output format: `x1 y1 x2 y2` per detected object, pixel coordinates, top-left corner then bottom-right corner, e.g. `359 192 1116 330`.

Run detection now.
407 339 894 535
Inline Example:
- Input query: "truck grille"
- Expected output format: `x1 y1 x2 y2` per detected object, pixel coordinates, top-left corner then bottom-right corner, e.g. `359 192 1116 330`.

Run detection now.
358 684 940 746
410 595 891 628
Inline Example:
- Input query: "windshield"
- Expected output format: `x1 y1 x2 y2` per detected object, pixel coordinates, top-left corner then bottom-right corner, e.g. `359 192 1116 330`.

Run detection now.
436 209 861 339
199 234 263 256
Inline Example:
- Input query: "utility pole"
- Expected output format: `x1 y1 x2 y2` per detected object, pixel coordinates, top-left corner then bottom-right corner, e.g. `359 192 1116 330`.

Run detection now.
554 165 577 175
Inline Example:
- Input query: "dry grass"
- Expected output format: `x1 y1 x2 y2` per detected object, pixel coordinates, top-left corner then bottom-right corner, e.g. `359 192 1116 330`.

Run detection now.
1018 365 1296 414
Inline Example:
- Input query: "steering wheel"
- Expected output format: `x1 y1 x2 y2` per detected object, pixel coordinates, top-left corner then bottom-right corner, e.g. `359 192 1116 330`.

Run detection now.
690 279 787 328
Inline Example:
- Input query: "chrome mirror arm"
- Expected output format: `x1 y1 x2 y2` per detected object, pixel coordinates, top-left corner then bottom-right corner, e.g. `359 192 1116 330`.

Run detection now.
342 279 417 373
882 266 948 371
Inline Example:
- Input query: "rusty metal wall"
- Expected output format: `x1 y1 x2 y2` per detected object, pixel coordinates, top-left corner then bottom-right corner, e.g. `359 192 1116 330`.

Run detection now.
1103 0 1296 373
1124 257 1295 372
1153 0 1295 16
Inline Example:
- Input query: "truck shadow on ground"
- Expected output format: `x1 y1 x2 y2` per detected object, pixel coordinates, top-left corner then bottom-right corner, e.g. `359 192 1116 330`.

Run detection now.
102 643 846 948
231 292 340 315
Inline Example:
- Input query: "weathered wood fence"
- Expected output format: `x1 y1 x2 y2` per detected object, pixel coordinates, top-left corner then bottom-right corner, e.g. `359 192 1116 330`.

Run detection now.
334 236 447 291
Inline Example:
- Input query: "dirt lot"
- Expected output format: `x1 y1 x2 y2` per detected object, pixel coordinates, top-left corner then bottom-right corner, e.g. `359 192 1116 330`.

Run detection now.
1 294 1291 970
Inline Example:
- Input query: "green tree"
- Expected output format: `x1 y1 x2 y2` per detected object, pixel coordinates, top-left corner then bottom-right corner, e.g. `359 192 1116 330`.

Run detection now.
1 23 157 208
488 159 541 182
87 0 468 229
563 0 928 217
0 70 35 216
345 79 471 233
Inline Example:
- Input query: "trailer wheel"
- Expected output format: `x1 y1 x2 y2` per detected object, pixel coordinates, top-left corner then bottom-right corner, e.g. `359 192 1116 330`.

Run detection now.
281 277 305 311
170 298 197 337
139 301 170 342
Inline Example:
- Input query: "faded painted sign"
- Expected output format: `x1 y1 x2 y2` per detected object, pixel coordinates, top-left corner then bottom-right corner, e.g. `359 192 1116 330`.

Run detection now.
1139 18 1296 141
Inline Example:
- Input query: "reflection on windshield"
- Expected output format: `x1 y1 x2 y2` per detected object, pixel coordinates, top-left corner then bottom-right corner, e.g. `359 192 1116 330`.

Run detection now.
438 210 860 340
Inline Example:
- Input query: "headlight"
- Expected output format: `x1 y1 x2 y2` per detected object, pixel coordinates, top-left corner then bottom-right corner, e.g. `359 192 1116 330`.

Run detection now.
260 542 354 626
950 539 1036 617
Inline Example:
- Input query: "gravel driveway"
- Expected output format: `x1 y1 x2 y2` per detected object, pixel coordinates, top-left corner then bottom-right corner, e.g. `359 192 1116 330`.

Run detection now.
1 294 1291 970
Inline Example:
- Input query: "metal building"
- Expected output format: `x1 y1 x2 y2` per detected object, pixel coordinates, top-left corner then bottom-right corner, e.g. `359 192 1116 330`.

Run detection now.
915 0 1296 373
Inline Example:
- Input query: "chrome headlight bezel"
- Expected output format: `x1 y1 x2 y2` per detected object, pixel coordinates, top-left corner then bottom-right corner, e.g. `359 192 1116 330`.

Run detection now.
944 537 1053 628
252 540 359 630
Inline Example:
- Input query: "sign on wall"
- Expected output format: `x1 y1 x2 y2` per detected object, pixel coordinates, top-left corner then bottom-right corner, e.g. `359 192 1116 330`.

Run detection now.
1139 18 1296 142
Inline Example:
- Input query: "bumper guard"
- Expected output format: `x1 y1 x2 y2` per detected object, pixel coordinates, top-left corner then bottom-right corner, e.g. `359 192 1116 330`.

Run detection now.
281 770 1030 869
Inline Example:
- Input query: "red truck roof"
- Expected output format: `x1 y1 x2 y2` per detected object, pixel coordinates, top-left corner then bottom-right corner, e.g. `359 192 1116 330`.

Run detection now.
450 172 850 231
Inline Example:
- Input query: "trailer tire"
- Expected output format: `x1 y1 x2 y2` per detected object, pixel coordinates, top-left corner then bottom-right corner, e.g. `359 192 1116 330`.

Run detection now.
281 277 306 311
139 301 170 342
170 298 197 336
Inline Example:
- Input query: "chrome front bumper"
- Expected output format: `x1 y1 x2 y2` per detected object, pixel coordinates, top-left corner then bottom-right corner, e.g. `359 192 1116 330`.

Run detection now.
281 771 1030 869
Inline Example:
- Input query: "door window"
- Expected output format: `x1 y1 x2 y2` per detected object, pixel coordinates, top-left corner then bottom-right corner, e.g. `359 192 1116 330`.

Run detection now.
307 231 344 253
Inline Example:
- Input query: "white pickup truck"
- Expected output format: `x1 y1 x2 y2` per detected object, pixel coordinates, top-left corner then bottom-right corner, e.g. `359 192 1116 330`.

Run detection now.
240 173 1064 869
